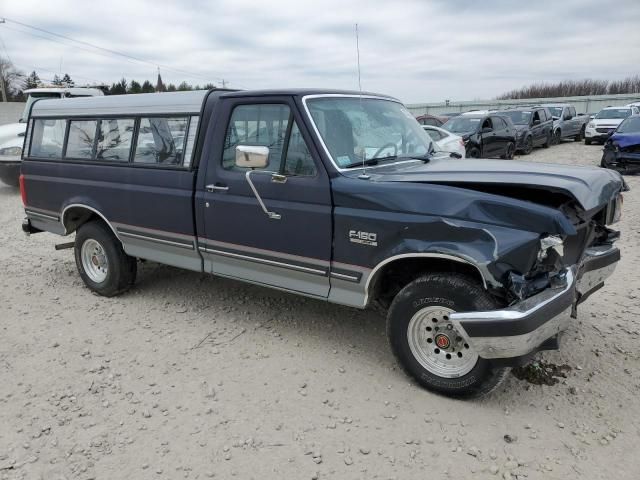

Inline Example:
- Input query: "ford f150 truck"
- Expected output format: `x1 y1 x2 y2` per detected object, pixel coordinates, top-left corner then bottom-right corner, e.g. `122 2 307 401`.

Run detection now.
541 103 589 144
19 89 626 398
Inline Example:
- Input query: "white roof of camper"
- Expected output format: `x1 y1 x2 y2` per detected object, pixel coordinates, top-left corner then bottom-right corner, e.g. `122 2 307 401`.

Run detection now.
30 90 208 118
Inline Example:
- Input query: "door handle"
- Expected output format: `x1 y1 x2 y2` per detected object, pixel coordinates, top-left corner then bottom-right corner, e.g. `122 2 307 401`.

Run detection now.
206 184 229 192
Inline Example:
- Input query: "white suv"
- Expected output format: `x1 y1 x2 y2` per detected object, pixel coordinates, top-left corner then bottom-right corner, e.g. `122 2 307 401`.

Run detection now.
585 106 640 145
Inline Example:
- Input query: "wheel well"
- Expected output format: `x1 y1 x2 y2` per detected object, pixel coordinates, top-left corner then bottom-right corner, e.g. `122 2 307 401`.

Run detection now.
370 257 486 308
62 206 118 239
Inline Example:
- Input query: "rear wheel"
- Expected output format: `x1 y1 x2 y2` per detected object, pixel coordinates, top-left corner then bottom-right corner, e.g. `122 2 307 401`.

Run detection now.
387 273 508 398
501 142 515 159
522 136 533 155
74 221 137 297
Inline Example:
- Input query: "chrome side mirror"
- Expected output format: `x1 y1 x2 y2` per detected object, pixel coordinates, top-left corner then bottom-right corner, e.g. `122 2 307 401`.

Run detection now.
235 145 269 169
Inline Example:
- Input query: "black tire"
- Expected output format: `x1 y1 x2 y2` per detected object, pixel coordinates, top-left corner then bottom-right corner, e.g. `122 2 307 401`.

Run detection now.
500 142 515 159
467 147 481 158
74 220 137 297
585 138 592 145
387 273 509 398
574 126 584 141
554 129 562 145
522 136 533 155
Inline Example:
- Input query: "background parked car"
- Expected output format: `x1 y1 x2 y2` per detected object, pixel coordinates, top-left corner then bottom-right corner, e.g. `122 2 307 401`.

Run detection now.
601 115 640 173
495 107 553 154
415 114 447 127
541 103 589 144
585 105 640 145
422 125 466 158
442 113 516 159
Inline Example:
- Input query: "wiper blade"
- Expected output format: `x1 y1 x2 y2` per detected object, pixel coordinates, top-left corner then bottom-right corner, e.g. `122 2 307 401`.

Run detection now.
344 155 396 168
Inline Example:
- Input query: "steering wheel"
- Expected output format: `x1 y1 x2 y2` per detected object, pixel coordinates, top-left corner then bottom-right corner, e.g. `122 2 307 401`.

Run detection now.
372 143 398 158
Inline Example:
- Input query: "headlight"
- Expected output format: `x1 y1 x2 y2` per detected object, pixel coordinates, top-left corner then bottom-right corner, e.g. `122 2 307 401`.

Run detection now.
538 235 564 262
610 194 623 224
588 122 595 128
0 146 22 156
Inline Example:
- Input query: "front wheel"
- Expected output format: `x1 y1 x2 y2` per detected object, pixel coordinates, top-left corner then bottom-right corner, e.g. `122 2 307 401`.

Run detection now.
522 136 533 155
553 129 562 145
585 138 592 145
74 221 137 297
387 273 508 398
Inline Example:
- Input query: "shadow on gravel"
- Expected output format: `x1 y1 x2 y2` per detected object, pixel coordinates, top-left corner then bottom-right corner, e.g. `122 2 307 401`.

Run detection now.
0 184 18 197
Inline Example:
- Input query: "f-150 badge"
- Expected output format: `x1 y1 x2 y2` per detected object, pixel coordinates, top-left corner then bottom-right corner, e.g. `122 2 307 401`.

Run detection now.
349 230 377 246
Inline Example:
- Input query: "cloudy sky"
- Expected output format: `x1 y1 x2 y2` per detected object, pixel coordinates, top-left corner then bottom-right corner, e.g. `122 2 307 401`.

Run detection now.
1 0 639 103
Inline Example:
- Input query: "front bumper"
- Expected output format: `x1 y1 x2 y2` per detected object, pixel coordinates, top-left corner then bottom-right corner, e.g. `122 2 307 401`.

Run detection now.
585 127 614 141
602 149 640 173
450 245 619 360
0 159 20 187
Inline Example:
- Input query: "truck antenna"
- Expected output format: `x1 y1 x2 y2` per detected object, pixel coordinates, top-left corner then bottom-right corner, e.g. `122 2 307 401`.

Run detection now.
355 23 369 180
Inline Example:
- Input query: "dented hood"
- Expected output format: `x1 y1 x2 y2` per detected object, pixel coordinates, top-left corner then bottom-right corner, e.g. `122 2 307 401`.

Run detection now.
362 158 626 211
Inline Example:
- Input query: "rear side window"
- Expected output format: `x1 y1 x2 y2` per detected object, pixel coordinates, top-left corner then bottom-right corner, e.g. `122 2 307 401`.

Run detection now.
134 117 188 166
96 118 135 162
29 119 66 159
66 120 98 159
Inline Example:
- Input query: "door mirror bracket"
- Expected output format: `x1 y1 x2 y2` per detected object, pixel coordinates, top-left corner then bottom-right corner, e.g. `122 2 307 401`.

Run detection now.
245 170 282 220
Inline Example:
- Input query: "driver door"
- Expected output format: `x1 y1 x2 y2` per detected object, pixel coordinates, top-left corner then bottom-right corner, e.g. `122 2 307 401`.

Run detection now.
197 97 333 298
480 117 497 157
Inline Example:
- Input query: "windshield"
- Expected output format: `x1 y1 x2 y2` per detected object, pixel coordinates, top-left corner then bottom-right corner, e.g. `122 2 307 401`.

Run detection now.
21 93 63 122
617 116 640 133
547 107 563 118
596 108 632 120
305 97 432 169
498 110 531 125
442 116 482 133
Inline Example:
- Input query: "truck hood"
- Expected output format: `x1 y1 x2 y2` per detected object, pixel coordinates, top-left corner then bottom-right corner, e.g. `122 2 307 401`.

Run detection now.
359 157 626 211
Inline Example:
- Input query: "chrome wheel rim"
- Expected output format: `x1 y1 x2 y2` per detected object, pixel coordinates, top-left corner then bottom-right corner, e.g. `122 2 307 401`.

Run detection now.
81 239 108 283
407 306 478 378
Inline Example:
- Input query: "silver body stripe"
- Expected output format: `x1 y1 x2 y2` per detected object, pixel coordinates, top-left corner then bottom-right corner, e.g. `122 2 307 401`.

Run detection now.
118 231 194 250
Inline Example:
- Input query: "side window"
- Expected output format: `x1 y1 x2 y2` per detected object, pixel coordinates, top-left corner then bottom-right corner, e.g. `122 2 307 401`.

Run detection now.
490 117 504 129
183 116 199 168
29 119 66 159
223 104 290 171
569 106 576 117
482 118 493 130
532 111 541 123
66 120 98 159
283 122 316 176
539 109 547 122
134 117 188 166
96 118 135 162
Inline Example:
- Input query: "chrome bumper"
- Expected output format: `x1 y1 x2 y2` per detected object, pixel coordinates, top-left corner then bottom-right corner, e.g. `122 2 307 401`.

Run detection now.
450 245 620 359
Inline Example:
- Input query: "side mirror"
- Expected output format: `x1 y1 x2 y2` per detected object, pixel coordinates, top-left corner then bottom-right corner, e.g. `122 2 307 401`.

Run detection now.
481 127 493 134
235 145 269 169
552 116 559 121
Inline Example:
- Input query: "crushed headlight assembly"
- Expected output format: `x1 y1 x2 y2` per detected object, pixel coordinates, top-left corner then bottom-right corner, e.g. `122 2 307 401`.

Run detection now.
610 193 623 224
538 234 564 262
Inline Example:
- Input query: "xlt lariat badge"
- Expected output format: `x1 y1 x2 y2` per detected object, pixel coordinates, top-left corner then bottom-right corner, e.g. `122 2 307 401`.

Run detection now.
349 230 377 246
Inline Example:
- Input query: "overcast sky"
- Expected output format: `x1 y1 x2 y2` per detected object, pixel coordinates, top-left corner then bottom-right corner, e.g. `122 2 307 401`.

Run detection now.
1 0 639 103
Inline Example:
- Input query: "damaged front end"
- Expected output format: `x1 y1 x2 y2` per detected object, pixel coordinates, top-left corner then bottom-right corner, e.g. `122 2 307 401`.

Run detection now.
602 137 640 174
450 194 624 365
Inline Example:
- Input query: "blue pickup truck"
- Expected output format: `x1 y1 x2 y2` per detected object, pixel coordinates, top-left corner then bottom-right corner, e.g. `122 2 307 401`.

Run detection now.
19 89 625 397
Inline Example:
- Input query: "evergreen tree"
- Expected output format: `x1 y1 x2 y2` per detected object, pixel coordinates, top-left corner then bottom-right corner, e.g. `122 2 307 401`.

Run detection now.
177 81 192 91
61 73 74 87
24 71 41 90
155 73 166 92
110 78 128 95
141 80 155 93
128 80 142 94
52 74 63 86
166 83 177 92
203 83 216 90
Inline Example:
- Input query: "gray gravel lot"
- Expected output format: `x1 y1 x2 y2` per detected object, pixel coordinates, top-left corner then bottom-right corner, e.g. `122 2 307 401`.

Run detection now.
1 140 639 479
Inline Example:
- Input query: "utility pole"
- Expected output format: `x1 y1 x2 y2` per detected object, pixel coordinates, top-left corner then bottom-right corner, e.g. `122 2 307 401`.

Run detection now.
0 19 6 101
221 79 227 88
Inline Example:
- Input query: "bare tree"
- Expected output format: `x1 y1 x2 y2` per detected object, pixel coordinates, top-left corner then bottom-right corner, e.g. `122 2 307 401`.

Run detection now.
0 56 25 101
497 76 640 100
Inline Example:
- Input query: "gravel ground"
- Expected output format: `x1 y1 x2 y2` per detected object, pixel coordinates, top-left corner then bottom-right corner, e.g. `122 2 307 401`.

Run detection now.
1 140 639 480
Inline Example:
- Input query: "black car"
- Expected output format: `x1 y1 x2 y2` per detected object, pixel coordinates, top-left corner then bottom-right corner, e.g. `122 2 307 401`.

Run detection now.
442 113 517 159
495 107 553 154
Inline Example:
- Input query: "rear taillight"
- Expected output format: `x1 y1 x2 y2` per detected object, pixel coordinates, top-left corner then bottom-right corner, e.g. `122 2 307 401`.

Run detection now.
19 174 27 206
